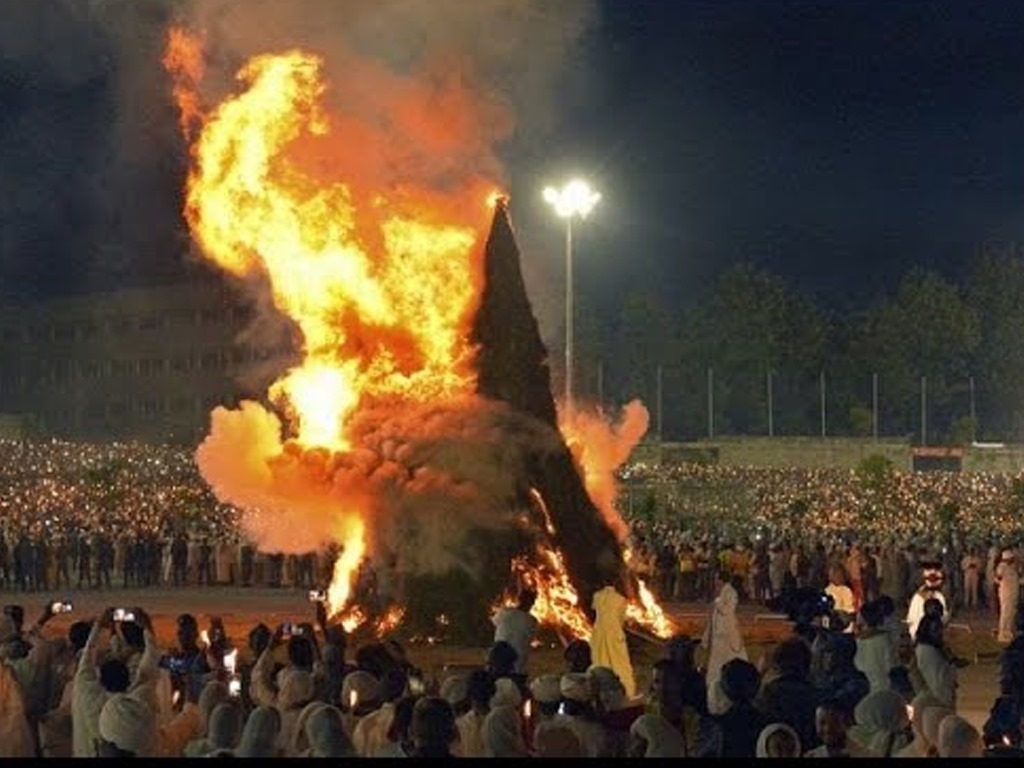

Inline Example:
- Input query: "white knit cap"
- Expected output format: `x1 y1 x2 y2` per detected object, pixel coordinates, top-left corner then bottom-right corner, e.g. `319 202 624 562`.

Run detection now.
99 694 156 755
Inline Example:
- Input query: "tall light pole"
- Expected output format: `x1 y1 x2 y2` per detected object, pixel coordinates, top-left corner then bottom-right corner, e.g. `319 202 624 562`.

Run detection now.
543 179 601 413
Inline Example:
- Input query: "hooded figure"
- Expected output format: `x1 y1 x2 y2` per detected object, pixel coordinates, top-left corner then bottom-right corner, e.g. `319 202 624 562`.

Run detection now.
756 722 802 758
182 701 243 756
628 713 686 757
997 550 1020 644
303 703 355 757
182 680 232 757
98 693 157 757
483 704 529 757
846 689 911 757
894 691 944 757
234 706 281 757
352 668 406 757
275 667 316 756
590 584 636 699
936 714 982 758
703 573 747 715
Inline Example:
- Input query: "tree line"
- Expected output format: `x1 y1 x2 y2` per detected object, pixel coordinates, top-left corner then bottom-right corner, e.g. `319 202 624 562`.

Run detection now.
569 252 1024 445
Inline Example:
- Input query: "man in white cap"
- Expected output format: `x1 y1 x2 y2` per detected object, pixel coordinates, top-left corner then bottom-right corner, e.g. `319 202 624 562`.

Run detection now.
906 560 948 642
997 549 1020 644
558 672 609 757
97 692 156 757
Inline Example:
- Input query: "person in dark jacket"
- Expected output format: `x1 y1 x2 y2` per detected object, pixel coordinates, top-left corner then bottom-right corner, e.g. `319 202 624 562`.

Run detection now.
712 659 768 758
755 637 821 751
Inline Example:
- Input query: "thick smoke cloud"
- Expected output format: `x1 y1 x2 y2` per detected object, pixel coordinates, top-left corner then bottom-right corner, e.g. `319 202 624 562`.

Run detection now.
0 0 596 299
197 396 569 580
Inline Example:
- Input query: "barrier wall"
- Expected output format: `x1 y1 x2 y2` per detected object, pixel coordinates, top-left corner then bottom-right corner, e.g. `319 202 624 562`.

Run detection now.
632 437 1024 473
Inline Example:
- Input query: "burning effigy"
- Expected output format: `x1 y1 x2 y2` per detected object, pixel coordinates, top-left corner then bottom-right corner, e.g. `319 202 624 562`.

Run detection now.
165 27 672 644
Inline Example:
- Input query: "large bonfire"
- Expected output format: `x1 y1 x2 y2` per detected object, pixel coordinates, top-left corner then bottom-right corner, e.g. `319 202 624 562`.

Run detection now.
165 28 672 643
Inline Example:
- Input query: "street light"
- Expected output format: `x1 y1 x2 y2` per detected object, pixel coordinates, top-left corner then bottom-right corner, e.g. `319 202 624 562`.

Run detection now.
543 179 600 413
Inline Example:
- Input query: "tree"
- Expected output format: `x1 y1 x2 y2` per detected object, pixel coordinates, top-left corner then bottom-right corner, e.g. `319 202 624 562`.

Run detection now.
684 264 829 435
965 253 1024 441
848 268 979 443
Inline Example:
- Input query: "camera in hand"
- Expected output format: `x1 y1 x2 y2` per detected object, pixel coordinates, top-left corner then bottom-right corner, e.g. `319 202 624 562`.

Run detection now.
159 654 189 675
113 608 136 623
308 589 327 603
50 601 73 615
766 587 836 624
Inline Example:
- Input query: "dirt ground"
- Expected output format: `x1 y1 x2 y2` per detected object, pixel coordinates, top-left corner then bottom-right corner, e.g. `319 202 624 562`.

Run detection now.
12 586 1003 729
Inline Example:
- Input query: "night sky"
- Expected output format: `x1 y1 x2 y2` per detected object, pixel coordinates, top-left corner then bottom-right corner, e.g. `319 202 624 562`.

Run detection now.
519 0 1024 316
4 0 1024 321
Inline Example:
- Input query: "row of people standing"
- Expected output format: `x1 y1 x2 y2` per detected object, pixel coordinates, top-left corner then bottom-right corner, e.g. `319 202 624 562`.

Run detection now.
0 531 329 592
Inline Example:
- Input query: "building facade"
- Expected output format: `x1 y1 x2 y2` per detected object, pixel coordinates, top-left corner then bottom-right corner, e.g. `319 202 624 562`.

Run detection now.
0 278 298 444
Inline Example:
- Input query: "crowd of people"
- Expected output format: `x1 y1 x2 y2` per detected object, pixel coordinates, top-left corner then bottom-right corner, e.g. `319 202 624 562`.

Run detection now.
2 439 1024 756
0 566 1019 759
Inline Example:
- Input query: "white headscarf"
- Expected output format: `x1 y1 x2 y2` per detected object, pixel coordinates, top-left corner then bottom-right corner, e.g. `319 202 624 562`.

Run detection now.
306 705 356 758
756 722 801 758
482 705 528 758
235 706 281 758
847 689 911 757
629 714 685 758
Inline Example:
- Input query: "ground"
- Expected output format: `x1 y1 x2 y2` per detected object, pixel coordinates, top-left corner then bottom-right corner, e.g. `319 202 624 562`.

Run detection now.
19 586 1003 731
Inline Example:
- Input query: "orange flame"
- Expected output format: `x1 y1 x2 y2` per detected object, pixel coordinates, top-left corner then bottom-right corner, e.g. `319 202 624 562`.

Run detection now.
162 27 205 140
168 26 667 642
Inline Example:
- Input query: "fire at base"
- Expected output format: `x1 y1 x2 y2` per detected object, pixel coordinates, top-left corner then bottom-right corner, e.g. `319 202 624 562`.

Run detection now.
166 28 674 643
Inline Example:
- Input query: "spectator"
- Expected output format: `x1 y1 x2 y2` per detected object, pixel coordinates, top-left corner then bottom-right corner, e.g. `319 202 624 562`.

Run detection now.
234 706 282 757
407 696 458 758
712 659 765 758
936 714 983 758
756 722 802 758
492 588 539 681
846 689 912 757
803 700 852 758
756 637 820 751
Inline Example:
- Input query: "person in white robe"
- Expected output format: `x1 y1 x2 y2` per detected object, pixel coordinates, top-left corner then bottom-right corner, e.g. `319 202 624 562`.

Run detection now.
997 550 1020 644
702 571 747 715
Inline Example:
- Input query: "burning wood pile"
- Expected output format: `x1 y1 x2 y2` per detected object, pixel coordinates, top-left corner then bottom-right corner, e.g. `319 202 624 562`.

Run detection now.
165 29 673 645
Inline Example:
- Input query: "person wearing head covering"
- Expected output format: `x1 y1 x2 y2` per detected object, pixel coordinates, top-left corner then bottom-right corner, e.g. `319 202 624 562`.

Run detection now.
96 692 156 757
590 583 636 700
373 695 416 757
290 701 327 756
892 690 943 757
528 673 564 753
906 560 948 641
588 666 644 756
181 682 236 757
352 667 406 756
483 704 529 757
274 667 316 756
846 689 911 757
854 599 895 693
914 615 957 709
702 571 748 715
936 713 982 758
454 668 495 758
756 722 802 758
408 696 458 758
556 672 610 758
234 706 282 757
182 701 243 756
627 713 686 757
439 673 470 717
303 704 356 757
997 549 1020 644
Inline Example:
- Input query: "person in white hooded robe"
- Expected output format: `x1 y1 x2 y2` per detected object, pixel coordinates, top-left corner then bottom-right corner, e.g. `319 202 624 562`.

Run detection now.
997 550 1020 644
702 571 747 715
